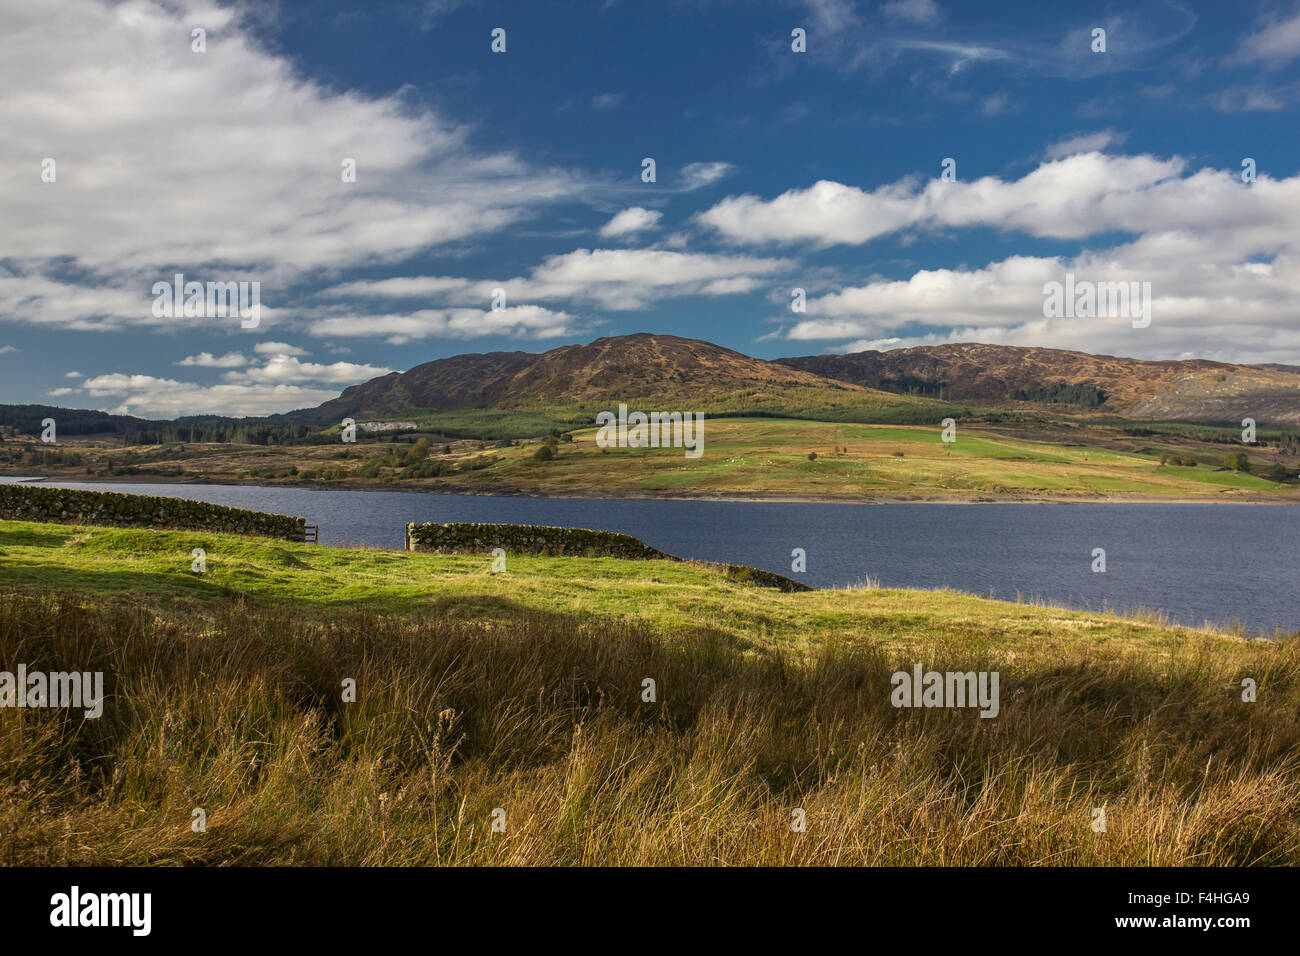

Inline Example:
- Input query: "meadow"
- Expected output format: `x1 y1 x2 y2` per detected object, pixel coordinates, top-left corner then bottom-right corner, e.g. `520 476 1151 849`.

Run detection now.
460 418 1293 500
12 417 1295 502
1 518 1296 865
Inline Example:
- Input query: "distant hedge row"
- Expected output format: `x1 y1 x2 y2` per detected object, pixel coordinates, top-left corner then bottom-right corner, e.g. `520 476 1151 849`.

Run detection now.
406 521 811 592
0 484 306 540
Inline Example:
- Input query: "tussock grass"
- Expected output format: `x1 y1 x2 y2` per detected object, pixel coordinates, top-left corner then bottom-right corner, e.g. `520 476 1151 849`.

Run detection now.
2 591 1296 866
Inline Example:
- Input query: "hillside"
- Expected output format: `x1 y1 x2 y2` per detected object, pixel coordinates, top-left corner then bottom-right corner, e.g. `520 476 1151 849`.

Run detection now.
778 343 1300 423
287 335 1300 427
289 334 911 423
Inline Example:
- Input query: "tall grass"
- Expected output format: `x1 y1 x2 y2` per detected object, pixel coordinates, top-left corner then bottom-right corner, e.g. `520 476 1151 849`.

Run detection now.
2 592 1297 865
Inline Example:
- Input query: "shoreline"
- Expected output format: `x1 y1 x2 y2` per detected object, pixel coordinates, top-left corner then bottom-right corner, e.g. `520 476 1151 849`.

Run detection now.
5 471 1297 505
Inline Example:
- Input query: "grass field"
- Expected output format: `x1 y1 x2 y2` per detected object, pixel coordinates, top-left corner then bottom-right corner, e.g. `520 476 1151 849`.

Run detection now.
1 518 1297 865
12 416 1294 502
470 418 1294 499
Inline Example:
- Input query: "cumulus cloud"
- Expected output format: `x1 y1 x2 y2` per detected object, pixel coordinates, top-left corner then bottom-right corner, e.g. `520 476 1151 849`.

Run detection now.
65 344 391 418
78 349 388 418
599 207 663 237
514 249 791 309
320 248 795 316
253 341 308 357
1045 129 1126 159
309 305 580 345
223 355 390 385
705 151 1300 363
177 351 246 368
79 373 340 419
0 0 584 332
697 152 1300 247
782 237 1300 364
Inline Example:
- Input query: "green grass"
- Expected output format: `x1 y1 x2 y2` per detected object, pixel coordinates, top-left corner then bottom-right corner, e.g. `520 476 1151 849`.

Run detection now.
1 519 1297 865
452 418 1292 500
20 411 1297 501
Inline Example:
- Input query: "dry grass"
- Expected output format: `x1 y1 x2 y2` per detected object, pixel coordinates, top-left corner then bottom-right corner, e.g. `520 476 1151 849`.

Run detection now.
2 592 1296 866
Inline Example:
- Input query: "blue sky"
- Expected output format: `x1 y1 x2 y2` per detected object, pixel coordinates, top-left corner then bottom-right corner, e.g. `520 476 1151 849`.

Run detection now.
2 0 1299 417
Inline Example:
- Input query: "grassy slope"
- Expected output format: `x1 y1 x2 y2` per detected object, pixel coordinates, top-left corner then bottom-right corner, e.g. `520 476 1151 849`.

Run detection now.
0 517 1258 649
468 418 1292 499
1 518 1298 865
9 416 1296 502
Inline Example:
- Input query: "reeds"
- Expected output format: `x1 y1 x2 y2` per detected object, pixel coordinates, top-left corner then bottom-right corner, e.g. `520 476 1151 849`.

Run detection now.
1 592 1296 865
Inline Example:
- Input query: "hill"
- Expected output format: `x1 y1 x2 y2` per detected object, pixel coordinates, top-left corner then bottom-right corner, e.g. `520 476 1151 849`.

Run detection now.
777 343 1300 423
287 333 936 426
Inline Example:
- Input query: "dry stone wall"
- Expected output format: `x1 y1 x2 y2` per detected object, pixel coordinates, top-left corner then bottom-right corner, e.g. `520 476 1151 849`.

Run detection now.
0 484 306 540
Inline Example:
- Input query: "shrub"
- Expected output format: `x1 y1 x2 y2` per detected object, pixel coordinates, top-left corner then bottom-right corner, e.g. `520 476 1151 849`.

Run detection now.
533 444 555 462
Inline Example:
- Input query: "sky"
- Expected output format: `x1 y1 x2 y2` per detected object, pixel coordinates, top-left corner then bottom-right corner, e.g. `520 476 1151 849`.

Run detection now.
1 0 1299 419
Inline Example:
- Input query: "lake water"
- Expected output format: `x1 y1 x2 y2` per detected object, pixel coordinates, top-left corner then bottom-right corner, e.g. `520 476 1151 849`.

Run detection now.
11 480 1299 636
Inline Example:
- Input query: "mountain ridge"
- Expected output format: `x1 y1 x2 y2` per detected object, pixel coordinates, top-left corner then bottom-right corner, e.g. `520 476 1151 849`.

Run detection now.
289 333 883 422
777 341 1300 423
283 334 1300 425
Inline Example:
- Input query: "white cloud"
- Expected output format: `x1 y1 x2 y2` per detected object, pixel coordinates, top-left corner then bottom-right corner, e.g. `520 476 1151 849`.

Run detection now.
700 177 930 246
223 355 390 385
782 243 1300 365
321 276 474 300
48 387 77 397
87 349 390 416
79 373 339 419
1044 129 1126 159
177 351 246 368
591 92 625 109
320 248 795 316
720 150 1300 363
253 341 308 357
65 370 81 378
599 207 663 237
0 345 16 355
699 152 1300 247
309 305 580 345
1210 83 1297 112
1232 9 1300 65
681 162 735 190
0 0 584 331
